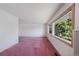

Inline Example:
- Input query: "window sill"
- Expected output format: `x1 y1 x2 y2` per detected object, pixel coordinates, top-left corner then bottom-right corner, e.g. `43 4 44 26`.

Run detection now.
50 34 73 47
53 35 72 47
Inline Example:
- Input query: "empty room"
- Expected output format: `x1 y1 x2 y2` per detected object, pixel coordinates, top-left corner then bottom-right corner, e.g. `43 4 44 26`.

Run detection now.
0 3 79 56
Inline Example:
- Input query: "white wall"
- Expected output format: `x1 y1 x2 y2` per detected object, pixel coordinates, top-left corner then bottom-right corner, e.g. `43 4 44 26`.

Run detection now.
74 4 79 56
75 4 79 31
47 34 73 56
0 9 18 52
19 24 45 37
46 4 74 56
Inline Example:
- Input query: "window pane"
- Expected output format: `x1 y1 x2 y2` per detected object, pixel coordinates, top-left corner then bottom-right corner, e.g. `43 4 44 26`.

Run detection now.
54 11 72 42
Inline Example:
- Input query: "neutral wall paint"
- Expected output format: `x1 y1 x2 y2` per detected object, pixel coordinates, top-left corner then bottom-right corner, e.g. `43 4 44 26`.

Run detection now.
75 4 79 31
74 31 79 56
0 9 18 52
47 4 74 56
74 4 79 55
47 34 73 56
19 24 45 37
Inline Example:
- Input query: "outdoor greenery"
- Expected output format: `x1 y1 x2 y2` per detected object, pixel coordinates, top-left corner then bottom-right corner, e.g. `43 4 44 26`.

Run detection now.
55 18 72 41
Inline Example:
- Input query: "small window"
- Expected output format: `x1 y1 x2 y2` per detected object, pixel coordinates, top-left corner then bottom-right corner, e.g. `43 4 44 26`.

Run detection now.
49 25 52 34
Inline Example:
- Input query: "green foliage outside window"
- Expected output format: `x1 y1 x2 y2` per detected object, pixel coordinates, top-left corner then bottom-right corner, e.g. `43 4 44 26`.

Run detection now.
55 18 72 41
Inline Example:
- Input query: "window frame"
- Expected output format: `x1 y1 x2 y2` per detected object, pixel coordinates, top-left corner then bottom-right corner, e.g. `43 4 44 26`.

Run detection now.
50 4 75 47
49 25 52 34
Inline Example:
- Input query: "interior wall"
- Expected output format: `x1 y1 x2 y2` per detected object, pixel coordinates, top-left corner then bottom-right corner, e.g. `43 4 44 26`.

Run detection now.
19 24 46 37
74 3 79 56
46 4 74 56
75 4 79 31
47 34 73 56
0 9 18 52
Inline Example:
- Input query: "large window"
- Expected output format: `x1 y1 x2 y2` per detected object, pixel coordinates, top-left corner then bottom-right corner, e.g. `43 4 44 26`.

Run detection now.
55 18 72 41
51 5 75 46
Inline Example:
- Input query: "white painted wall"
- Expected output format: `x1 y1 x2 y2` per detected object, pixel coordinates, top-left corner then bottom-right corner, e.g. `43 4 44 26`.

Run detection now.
19 24 45 37
0 3 63 38
0 9 18 52
74 4 79 56
75 4 79 31
47 34 73 56
46 4 74 56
